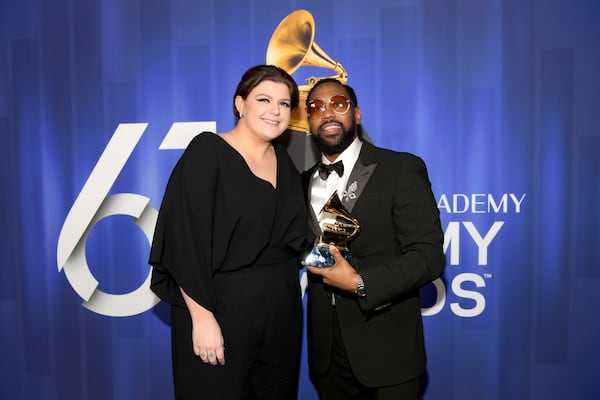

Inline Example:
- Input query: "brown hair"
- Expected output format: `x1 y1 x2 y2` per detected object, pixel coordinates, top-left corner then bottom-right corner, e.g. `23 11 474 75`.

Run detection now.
232 65 299 118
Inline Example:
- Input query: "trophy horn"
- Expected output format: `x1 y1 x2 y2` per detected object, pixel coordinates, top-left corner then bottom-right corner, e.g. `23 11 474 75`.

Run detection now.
266 10 348 133
322 192 360 242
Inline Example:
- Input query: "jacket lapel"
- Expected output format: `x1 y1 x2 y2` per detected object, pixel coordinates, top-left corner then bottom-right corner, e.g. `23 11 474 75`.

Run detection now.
302 166 321 240
303 140 378 234
342 141 378 212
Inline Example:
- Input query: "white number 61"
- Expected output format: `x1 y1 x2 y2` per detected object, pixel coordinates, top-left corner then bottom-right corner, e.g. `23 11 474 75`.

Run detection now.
56 122 215 317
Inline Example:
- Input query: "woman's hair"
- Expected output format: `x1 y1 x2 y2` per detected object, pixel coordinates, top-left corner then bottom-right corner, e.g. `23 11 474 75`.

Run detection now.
232 65 299 118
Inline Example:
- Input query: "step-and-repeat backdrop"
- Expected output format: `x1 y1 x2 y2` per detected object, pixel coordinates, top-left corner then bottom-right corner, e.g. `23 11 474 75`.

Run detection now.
2 1 599 399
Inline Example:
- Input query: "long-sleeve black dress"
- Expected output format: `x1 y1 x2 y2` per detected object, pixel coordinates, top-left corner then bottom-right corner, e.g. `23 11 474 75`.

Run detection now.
149 132 306 399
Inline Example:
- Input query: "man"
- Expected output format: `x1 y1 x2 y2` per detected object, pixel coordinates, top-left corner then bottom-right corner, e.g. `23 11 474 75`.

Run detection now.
302 78 445 399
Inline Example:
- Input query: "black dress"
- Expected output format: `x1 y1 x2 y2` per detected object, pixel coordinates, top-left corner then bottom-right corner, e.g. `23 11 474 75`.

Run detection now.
149 132 307 399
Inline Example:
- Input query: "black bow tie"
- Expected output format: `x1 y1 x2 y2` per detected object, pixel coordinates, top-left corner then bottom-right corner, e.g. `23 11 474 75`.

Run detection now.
317 161 344 180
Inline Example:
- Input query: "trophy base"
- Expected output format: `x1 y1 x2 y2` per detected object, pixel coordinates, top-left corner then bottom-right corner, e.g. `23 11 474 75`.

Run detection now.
303 246 352 268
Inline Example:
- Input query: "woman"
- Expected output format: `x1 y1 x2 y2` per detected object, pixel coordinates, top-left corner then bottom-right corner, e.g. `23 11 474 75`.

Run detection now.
149 65 306 399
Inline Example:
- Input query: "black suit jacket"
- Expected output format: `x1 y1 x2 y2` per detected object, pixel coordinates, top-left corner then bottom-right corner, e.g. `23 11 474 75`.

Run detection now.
302 140 445 387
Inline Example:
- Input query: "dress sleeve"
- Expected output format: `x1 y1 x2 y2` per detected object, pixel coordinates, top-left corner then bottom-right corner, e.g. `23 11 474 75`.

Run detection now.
149 134 219 311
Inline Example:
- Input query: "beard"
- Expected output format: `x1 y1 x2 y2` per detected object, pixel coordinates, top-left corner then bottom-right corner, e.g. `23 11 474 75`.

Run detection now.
311 121 357 156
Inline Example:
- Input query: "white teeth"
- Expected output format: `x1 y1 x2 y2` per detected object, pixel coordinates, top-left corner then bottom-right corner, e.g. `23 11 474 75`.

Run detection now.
320 123 341 133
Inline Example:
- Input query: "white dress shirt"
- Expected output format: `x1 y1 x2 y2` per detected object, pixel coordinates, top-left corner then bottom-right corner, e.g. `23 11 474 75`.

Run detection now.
310 137 363 219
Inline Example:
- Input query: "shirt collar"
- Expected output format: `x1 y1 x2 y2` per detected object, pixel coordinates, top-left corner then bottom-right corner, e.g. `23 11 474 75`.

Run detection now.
313 136 362 179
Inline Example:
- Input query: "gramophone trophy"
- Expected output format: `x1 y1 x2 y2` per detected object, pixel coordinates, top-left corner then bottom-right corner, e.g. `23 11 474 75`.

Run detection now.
303 191 360 268
266 9 348 133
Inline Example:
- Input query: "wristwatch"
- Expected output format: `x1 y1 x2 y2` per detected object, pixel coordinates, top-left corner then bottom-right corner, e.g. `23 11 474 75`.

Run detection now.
355 275 366 297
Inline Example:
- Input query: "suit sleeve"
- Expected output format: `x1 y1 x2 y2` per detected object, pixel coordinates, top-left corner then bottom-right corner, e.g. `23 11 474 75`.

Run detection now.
359 155 445 309
149 134 219 311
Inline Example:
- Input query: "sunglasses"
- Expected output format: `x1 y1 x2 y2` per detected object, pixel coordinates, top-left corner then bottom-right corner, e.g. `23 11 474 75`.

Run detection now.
306 95 354 119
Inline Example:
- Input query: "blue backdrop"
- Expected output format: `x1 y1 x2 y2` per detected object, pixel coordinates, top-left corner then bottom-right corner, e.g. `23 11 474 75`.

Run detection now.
1 0 599 399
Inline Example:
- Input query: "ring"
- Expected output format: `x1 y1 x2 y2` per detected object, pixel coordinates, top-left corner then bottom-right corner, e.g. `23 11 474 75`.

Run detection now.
208 352 215 358
199 352 206 358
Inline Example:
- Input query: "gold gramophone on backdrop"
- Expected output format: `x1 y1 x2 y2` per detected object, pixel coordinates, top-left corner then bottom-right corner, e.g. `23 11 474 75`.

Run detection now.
266 9 348 133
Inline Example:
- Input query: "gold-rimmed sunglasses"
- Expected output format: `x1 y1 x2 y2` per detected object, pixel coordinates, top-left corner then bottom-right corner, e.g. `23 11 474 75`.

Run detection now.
306 95 354 119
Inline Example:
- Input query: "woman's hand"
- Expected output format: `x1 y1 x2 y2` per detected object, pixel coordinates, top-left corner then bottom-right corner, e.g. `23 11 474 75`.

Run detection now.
180 288 226 365
191 312 225 365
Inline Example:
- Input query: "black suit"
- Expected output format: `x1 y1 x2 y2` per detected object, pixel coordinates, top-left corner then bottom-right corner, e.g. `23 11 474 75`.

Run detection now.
302 140 445 389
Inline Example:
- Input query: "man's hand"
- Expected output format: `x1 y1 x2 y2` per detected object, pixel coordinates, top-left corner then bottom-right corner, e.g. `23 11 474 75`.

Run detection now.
305 245 361 293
